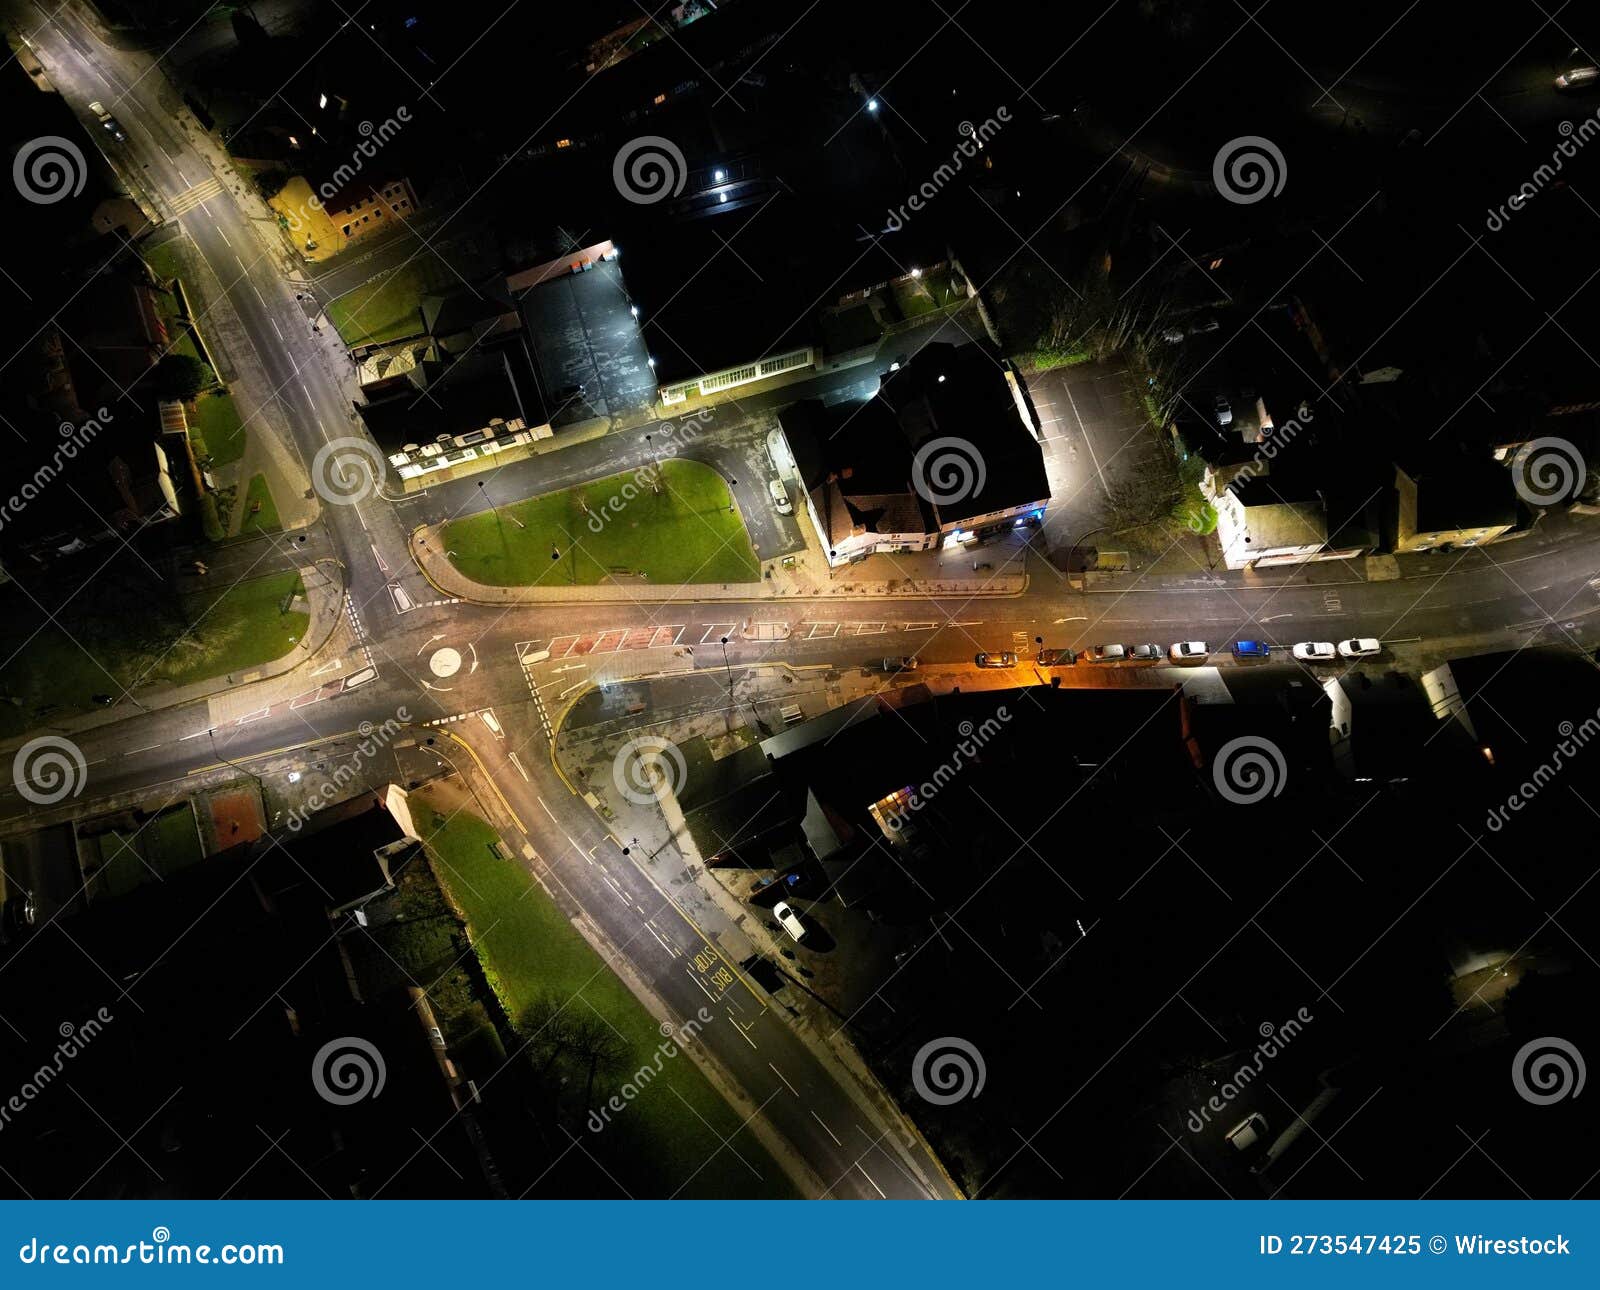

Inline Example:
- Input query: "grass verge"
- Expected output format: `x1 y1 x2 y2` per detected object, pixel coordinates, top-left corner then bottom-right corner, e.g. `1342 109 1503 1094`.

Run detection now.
440 459 760 587
417 790 794 1198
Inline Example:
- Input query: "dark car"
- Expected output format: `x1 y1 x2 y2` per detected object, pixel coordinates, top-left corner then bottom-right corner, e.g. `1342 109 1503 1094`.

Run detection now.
975 652 1018 668
1232 640 1271 660
882 656 919 672
1037 648 1075 666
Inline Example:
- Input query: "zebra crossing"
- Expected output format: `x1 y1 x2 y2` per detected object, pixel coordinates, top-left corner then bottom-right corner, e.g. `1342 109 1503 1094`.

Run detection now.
167 176 225 218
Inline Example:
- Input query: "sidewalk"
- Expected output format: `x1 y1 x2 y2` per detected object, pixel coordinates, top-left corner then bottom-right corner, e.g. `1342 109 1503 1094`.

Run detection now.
409 508 1032 605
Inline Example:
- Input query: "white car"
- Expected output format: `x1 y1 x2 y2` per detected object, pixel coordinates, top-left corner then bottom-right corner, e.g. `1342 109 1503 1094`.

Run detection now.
1556 64 1600 91
773 900 807 942
1292 642 1337 662
1169 641 1208 662
768 478 793 514
1226 1112 1267 1152
1338 637 1381 658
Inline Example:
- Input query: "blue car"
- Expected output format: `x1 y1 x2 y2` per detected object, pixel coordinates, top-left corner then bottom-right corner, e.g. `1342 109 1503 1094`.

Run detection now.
1232 640 1271 659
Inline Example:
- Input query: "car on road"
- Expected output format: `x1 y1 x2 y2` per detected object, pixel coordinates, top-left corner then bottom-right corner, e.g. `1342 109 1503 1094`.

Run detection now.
773 900 807 942
1037 648 1074 666
974 651 1018 668
1086 643 1128 663
1292 641 1337 662
1169 640 1209 662
1556 63 1600 91
1226 1112 1267 1152
89 101 126 142
1338 637 1382 658
1232 640 1271 660
1130 643 1163 662
882 656 919 672
768 478 793 514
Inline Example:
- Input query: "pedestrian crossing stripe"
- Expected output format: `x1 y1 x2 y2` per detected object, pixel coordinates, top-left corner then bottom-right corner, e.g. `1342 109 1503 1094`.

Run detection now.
168 176 224 217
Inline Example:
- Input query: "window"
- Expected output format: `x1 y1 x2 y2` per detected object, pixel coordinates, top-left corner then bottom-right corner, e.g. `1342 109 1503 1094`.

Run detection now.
556 138 572 149
342 224 351 235
654 93 666 105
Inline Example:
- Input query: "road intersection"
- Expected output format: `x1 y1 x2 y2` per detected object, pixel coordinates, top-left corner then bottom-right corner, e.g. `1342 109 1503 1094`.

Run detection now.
10 0 1600 1201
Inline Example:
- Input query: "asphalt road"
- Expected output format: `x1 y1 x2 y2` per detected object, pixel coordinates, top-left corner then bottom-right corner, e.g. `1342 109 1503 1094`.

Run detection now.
12 0 1600 1201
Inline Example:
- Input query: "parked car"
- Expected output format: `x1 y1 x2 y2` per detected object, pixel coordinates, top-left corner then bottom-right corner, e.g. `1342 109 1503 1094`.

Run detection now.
1087 643 1128 663
1232 640 1270 660
773 900 807 942
974 651 1018 668
1338 637 1382 658
1037 648 1074 666
768 478 793 514
1169 641 1209 662
1292 641 1337 662
1226 1112 1267 1152
882 656 919 672
1130 643 1163 662
1556 63 1600 91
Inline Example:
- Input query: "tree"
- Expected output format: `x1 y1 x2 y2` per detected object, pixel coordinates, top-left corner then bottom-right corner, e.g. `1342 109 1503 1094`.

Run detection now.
253 169 289 202
148 354 207 401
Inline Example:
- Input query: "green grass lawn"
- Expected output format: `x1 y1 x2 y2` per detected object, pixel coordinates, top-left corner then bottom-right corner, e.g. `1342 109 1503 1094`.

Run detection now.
192 390 245 467
0 570 309 735
150 571 307 687
142 239 185 285
417 792 795 1198
88 803 206 900
239 473 280 534
441 459 760 587
325 263 430 347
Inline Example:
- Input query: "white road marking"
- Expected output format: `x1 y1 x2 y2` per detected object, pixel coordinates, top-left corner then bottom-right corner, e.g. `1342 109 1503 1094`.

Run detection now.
508 753 529 782
810 1110 842 1145
271 317 283 340
856 1163 886 1198
214 225 231 247
767 1063 797 1095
